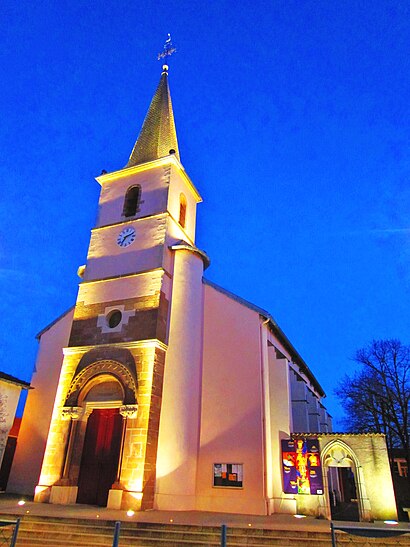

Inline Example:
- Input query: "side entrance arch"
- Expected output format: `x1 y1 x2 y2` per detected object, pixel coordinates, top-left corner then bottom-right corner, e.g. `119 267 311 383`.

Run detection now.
321 440 371 522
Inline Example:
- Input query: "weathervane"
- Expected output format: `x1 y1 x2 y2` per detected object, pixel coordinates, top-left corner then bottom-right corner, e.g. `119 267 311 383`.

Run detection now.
157 34 176 71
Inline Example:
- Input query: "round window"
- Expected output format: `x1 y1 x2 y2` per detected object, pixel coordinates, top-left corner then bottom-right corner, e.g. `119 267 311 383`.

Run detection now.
107 310 122 329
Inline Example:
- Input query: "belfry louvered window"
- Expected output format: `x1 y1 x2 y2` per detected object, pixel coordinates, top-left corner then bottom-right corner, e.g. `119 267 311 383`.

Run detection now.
123 185 141 217
179 193 187 228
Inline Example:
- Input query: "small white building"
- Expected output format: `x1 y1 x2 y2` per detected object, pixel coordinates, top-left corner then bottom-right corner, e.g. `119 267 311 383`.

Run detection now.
8 64 397 522
0 372 30 469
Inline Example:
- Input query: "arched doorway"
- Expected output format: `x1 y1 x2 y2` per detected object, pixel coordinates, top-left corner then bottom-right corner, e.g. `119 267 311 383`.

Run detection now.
327 465 359 521
76 377 124 506
322 440 370 522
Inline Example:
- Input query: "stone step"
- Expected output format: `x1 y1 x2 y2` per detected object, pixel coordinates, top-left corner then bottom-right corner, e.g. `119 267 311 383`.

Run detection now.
3 513 409 547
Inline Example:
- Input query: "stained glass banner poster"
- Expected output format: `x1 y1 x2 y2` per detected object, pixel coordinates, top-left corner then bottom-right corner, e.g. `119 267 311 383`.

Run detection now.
281 438 323 495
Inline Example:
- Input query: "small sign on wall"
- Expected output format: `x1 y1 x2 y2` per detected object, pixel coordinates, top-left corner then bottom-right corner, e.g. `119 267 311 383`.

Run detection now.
213 463 243 488
281 438 323 495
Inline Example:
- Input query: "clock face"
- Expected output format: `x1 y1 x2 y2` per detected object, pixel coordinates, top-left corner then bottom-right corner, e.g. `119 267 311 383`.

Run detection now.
117 226 136 247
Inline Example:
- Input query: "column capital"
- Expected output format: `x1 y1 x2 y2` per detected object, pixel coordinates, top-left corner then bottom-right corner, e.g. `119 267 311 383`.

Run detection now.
119 404 138 419
61 406 83 421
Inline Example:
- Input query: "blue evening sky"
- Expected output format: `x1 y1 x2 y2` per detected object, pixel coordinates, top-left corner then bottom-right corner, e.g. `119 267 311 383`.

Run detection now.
1 1 409 426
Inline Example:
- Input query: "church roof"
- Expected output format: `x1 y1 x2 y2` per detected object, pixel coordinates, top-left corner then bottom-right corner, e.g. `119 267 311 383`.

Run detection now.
36 306 75 340
203 279 325 397
127 67 179 167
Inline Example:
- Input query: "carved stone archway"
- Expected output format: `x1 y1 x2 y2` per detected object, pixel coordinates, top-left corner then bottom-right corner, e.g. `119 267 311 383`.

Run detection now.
65 359 137 407
321 439 371 521
56 359 139 506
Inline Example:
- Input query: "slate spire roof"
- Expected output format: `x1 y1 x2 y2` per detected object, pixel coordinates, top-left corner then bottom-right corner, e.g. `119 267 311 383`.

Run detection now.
126 66 179 167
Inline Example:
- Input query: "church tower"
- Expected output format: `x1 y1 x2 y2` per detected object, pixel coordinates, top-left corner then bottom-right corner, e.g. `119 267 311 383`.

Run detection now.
34 61 208 511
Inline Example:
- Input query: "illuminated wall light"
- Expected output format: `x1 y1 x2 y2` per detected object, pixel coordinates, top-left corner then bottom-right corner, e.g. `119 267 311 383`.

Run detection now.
127 510 135 517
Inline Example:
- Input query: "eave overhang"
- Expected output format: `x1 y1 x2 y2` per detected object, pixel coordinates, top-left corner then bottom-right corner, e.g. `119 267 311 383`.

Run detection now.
96 154 202 203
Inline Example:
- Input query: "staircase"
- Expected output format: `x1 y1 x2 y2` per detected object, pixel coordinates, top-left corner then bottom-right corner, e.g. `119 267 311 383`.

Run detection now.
0 514 409 546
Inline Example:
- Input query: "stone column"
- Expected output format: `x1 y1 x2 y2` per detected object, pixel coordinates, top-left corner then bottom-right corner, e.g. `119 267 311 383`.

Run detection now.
49 406 83 505
107 404 138 510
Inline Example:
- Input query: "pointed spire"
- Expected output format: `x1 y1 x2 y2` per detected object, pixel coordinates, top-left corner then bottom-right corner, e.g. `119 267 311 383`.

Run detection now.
127 65 180 167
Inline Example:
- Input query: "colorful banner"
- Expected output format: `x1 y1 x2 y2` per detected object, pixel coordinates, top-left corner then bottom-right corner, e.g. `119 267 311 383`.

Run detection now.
281 438 323 495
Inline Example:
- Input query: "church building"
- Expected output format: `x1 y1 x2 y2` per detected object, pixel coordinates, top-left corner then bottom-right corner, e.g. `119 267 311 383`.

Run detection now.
8 60 397 521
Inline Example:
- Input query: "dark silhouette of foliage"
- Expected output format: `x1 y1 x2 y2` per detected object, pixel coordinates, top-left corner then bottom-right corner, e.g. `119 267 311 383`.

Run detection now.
336 339 410 484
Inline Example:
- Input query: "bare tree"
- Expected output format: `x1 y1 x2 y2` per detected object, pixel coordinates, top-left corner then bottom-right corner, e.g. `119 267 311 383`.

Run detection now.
336 339 410 485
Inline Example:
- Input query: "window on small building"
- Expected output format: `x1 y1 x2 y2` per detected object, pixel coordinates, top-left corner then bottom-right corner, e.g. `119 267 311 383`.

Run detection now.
179 193 187 228
398 460 408 477
123 185 141 217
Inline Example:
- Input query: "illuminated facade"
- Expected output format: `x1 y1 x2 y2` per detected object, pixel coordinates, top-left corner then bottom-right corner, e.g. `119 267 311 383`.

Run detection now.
8 66 397 520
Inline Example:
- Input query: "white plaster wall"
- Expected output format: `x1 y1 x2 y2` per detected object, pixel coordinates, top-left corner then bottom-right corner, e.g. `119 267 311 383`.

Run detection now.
84 215 167 281
7 308 74 495
0 382 22 468
96 165 169 228
265 344 293 513
155 249 204 511
166 165 198 245
195 284 266 515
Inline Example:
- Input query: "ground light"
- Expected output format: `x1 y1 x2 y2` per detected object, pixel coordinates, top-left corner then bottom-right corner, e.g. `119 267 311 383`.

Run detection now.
17 500 25 506
384 520 398 525
127 510 135 517
293 514 306 519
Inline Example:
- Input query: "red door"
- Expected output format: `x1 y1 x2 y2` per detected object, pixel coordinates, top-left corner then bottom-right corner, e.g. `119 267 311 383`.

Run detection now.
77 408 123 506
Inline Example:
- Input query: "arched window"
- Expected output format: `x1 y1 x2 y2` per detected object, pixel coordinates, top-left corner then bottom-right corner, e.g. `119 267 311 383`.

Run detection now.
123 185 141 217
179 193 187 229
